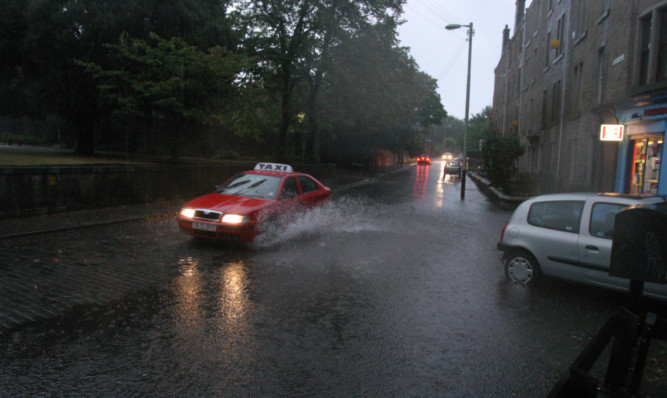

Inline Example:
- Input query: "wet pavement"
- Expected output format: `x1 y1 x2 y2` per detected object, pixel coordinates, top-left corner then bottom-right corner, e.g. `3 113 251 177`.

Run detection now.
0 166 400 334
2 163 665 396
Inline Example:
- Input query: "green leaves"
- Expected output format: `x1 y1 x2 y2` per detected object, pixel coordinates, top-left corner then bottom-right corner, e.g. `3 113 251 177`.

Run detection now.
481 134 525 190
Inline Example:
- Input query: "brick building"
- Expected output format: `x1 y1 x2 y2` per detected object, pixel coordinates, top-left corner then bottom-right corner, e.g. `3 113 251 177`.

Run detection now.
493 0 665 195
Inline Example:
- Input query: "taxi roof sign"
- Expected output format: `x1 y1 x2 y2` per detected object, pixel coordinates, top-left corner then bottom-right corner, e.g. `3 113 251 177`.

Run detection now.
254 163 293 173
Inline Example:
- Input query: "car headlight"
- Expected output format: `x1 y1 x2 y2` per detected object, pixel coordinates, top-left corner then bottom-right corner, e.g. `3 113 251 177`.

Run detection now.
180 208 195 218
222 214 247 224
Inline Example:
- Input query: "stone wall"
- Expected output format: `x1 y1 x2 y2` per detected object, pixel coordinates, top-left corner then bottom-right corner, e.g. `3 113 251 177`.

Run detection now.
0 162 337 218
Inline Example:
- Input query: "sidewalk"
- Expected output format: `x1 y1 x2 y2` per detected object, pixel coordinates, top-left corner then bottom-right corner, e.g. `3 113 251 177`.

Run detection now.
0 164 407 239
0 200 183 239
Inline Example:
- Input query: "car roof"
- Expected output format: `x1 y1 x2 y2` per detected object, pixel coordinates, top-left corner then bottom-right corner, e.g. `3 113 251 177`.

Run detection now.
243 162 311 178
525 192 667 204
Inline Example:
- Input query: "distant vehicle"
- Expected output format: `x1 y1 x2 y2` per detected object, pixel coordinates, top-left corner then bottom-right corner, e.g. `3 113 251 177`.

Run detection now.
416 154 431 165
497 192 667 300
178 163 331 242
442 152 453 160
444 161 462 177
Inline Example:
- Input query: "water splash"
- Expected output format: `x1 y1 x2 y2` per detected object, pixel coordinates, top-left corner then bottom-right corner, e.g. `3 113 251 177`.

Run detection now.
252 196 384 248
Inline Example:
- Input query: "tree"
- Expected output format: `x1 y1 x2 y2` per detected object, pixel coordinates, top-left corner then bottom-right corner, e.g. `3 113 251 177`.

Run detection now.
480 134 525 190
1 0 238 155
238 0 406 162
316 18 448 164
467 105 492 151
82 33 247 159
436 115 464 154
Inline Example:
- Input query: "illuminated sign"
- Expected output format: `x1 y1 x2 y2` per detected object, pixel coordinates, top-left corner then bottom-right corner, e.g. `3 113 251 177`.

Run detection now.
600 124 624 141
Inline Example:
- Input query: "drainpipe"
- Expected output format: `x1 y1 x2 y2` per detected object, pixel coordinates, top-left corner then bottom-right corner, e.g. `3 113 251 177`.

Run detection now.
555 0 571 182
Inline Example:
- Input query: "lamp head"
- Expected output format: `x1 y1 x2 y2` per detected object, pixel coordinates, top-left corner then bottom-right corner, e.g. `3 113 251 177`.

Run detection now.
446 24 462 30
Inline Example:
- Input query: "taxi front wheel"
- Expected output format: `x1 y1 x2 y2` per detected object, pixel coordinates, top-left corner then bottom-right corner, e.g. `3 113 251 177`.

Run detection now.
505 251 542 286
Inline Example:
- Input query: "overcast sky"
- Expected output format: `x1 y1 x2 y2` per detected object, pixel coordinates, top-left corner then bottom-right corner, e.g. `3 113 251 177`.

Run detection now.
397 0 526 120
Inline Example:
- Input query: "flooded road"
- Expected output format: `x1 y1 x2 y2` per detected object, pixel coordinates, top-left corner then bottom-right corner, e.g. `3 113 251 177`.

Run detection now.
1 162 662 396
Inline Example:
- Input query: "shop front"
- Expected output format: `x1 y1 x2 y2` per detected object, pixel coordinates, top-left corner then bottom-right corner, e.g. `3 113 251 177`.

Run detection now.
627 134 662 194
615 104 667 195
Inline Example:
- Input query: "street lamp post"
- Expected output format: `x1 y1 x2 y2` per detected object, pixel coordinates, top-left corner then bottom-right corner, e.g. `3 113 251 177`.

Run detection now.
446 22 473 200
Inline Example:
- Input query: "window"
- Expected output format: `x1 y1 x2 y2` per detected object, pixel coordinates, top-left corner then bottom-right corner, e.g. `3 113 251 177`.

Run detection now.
573 0 588 38
657 9 667 81
551 80 561 123
598 46 606 103
542 89 549 127
639 16 651 86
217 174 281 199
568 138 577 179
298 176 319 193
545 32 551 67
555 16 565 58
572 62 584 112
528 201 584 233
599 0 610 15
590 203 626 239
280 177 299 199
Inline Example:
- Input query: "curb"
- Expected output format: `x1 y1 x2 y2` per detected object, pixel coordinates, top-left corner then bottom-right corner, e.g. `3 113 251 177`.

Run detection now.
467 172 528 208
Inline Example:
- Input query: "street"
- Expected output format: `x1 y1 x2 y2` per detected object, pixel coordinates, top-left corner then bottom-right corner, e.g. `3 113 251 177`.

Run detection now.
0 162 663 396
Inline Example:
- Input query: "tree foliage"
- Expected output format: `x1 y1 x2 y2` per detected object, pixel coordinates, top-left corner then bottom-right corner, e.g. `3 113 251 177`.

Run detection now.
481 134 525 190
81 33 248 157
1 0 457 163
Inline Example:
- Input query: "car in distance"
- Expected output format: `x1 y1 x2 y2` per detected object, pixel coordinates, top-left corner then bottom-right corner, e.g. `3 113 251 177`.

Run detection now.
442 152 453 160
444 161 462 178
497 192 667 299
178 163 331 242
416 154 431 165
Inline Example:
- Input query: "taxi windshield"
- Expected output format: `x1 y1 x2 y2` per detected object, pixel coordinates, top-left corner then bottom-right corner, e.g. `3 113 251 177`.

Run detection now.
216 174 282 199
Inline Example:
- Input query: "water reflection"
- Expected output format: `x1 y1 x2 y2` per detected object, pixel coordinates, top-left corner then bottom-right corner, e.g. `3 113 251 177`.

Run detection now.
413 164 429 198
171 256 256 368
174 256 204 326
219 262 252 328
172 257 254 336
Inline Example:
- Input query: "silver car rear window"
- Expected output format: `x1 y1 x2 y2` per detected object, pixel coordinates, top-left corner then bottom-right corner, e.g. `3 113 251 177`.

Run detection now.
528 200 584 233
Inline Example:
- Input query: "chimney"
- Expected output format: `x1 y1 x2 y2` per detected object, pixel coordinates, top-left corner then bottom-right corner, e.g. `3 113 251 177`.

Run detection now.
515 0 526 33
503 25 510 48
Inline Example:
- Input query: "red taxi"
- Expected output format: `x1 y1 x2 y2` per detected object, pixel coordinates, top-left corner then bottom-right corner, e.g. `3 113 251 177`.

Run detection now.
178 163 331 242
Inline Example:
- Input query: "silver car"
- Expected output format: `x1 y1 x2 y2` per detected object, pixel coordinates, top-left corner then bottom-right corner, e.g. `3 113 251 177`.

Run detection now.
497 192 667 299
444 161 462 177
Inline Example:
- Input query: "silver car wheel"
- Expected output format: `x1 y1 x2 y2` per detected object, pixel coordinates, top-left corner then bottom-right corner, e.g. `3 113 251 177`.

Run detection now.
505 252 540 285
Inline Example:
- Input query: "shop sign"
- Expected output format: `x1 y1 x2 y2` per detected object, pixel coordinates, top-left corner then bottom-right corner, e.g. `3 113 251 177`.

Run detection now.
643 106 667 118
600 124 624 141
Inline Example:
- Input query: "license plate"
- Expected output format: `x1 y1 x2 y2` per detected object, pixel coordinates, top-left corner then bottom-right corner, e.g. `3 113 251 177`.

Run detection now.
193 222 217 232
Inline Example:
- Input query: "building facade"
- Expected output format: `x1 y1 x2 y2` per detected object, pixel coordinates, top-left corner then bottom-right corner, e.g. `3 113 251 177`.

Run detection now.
493 0 666 195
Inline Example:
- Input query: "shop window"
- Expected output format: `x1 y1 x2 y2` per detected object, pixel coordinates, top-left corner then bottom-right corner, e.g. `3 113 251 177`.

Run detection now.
629 135 663 194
